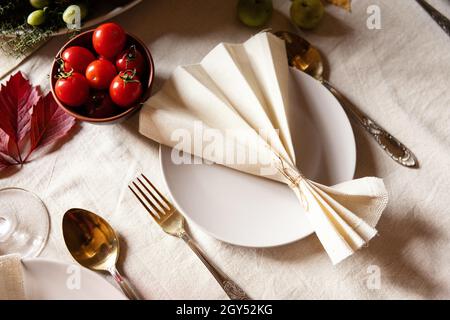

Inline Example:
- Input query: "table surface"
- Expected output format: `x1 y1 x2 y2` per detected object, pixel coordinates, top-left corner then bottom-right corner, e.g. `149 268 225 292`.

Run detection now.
1 0 450 299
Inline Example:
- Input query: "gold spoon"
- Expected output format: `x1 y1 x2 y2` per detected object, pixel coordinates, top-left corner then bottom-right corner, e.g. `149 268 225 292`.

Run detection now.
62 208 140 300
274 30 418 168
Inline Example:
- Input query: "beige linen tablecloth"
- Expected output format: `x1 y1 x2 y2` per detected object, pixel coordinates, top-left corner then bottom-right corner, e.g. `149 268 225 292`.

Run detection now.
1 0 449 299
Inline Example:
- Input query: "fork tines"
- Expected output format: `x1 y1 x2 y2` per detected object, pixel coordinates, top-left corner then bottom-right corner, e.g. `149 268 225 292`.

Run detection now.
128 174 174 220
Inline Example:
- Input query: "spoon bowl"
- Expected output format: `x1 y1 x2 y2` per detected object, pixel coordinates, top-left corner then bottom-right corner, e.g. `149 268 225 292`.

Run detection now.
62 208 139 299
62 208 119 272
274 31 323 80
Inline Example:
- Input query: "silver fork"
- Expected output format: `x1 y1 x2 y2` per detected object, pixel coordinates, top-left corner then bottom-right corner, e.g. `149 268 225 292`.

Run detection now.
128 174 251 300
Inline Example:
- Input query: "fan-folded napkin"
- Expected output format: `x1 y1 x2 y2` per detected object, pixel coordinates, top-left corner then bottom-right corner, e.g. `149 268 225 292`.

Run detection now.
0 254 26 299
139 32 388 264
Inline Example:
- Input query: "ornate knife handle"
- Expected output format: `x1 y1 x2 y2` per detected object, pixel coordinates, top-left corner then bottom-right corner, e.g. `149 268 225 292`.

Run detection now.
322 80 418 168
416 0 450 37
180 232 251 300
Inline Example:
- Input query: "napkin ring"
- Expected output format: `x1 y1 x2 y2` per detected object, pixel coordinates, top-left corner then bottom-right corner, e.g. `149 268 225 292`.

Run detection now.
272 153 309 210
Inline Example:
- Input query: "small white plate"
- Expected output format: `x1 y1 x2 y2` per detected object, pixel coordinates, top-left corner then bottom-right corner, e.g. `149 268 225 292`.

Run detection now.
160 68 356 248
22 258 126 300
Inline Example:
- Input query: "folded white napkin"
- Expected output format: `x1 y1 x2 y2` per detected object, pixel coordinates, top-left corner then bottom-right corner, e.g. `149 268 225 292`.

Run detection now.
139 32 388 264
0 254 26 300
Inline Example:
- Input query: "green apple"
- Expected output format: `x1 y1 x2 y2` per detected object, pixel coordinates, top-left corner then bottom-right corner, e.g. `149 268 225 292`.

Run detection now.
237 0 273 27
290 0 324 30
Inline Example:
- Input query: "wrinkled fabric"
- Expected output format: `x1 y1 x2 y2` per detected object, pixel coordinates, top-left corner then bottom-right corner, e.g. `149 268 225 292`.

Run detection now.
0 254 26 300
0 0 449 299
139 32 388 264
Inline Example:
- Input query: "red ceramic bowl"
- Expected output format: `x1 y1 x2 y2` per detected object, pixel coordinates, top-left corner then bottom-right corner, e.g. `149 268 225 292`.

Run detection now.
50 29 154 124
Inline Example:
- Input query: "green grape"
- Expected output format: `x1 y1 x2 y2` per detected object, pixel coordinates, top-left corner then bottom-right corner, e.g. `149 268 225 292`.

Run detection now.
29 0 50 9
27 9 46 26
62 4 88 25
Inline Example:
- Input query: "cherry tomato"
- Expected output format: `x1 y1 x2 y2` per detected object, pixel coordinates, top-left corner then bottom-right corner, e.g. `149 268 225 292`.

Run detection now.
85 59 117 90
55 72 89 107
115 45 145 74
109 70 143 108
92 22 126 58
85 91 118 118
59 60 72 73
61 46 95 74
98 55 115 62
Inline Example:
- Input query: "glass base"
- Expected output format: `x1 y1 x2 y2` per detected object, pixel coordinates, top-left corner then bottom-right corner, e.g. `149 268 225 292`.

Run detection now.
0 188 50 258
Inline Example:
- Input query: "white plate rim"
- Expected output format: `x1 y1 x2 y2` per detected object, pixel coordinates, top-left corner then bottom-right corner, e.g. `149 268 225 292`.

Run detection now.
158 69 356 248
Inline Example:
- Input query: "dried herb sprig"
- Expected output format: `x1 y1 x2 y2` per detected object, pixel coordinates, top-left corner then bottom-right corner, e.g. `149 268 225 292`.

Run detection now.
0 0 87 57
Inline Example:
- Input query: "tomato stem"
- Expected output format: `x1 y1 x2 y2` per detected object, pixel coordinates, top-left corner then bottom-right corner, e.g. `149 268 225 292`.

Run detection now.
120 69 140 85
55 57 74 79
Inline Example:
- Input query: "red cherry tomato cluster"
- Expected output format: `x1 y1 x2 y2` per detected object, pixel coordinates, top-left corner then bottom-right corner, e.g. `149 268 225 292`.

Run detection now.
54 23 146 118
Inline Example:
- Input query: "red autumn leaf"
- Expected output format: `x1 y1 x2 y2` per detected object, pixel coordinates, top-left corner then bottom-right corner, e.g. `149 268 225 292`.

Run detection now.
0 129 18 161
0 129 10 155
0 158 9 170
0 71 78 173
0 153 15 170
0 72 40 149
25 93 76 161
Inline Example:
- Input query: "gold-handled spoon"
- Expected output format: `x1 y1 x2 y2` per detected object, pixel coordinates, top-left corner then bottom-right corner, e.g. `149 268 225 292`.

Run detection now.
62 208 140 300
274 31 418 168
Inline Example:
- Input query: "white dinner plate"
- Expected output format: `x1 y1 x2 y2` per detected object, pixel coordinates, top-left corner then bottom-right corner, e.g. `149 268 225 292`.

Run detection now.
22 258 126 300
159 68 356 248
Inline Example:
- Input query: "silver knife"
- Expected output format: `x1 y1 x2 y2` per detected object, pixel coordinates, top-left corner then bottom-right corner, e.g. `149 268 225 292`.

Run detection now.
416 0 450 37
